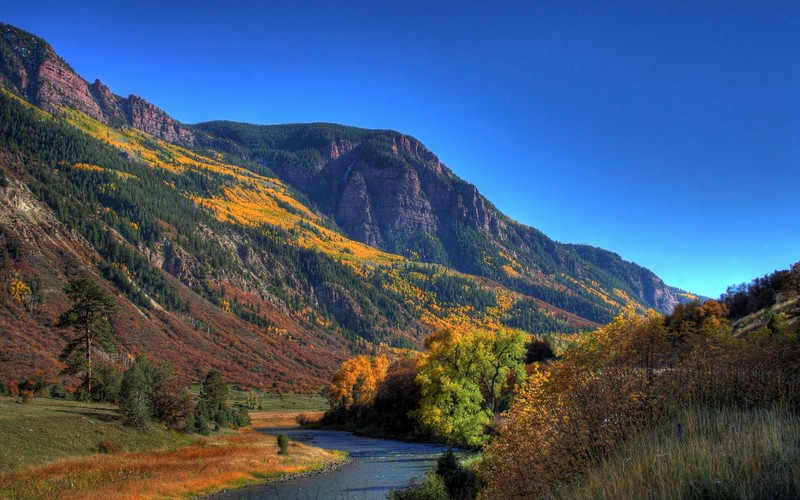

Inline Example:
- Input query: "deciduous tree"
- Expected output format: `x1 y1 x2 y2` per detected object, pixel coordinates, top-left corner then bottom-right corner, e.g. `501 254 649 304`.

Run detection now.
413 327 526 446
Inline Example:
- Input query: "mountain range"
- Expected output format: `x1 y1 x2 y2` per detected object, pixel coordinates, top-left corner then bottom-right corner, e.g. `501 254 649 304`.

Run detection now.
0 22 696 390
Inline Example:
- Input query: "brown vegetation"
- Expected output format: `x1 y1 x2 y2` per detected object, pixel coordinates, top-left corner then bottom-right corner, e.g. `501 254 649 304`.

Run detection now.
0 429 343 499
480 306 800 498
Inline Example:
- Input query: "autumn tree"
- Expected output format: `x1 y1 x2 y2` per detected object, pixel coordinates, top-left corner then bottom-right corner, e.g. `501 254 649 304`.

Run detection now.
326 355 389 412
413 328 526 446
57 278 120 397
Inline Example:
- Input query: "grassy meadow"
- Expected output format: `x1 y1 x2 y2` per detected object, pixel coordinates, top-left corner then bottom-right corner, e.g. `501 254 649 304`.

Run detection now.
0 395 342 499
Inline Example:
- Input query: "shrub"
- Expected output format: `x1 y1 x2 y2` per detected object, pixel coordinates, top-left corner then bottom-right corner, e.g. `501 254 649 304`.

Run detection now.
387 472 449 500
152 377 194 430
436 449 479 499
97 439 122 454
91 362 123 403
277 433 290 456
231 406 250 428
49 383 68 399
190 404 210 435
0 379 8 396
120 356 155 428
17 371 53 396
20 390 34 404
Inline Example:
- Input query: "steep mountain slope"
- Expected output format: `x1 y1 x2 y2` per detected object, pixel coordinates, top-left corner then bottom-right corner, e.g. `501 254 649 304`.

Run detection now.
0 22 693 390
192 121 683 319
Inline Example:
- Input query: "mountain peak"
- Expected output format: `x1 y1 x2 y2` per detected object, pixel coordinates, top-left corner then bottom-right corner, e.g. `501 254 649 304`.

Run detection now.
0 23 194 146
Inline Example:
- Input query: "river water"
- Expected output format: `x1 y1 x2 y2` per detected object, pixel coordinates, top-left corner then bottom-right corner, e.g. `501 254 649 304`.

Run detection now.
211 428 452 499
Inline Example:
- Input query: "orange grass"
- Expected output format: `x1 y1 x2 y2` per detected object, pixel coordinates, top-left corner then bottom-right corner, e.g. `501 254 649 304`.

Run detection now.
0 429 344 500
249 410 325 429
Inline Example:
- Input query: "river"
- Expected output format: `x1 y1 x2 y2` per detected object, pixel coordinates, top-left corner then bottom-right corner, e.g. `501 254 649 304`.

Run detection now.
211 428 453 499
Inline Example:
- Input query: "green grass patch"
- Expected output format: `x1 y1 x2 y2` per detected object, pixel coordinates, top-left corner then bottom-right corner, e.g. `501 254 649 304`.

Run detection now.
187 387 328 412
558 406 800 499
0 396 193 474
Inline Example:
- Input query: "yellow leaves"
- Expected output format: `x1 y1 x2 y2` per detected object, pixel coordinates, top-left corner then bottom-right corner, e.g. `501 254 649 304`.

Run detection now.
326 355 389 411
9 277 31 304
72 162 104 173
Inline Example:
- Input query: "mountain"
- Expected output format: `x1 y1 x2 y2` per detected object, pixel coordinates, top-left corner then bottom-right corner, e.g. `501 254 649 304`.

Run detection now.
0 22 693 390
0 24 194 146
191 121 682 318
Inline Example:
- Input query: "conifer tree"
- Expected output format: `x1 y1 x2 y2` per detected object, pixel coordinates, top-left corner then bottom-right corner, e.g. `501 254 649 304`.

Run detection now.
57 278 119 397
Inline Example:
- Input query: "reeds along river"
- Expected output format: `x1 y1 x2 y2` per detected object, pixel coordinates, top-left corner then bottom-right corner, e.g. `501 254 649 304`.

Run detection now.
211 428 453 499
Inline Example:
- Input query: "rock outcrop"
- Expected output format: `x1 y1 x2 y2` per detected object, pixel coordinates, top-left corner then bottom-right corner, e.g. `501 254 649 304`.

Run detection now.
0 23 194 146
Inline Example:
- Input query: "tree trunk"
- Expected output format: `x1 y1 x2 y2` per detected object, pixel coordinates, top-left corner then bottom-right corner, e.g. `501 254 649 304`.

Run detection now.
86 329 92 397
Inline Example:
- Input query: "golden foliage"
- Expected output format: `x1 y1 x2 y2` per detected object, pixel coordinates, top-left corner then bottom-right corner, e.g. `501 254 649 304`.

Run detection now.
480 308 800 498
326 355 389 411
9 277 30 304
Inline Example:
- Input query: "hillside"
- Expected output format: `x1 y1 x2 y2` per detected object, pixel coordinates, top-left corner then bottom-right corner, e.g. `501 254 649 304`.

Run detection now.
0 22 692 390
192 120 684 320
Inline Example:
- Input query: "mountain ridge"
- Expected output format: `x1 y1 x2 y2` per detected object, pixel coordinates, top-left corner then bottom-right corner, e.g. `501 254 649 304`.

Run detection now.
0 23 194 146
192 120 683 316
0 21 695 390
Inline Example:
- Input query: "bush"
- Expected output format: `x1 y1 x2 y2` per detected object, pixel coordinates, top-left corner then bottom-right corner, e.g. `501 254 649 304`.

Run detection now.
152 377 194 430
97 439 122 454
120 356 155 428
231 406 250 428
0 379 8 396
387 472 449 500
17 371 53 396
277 433 290 456
91 363 123 403
436 449 479 499
190 404 210 435
20 390 34 404
49 383 68 399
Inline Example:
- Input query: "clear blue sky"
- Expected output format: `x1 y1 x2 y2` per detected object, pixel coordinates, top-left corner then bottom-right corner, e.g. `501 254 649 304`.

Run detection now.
4 1 798 298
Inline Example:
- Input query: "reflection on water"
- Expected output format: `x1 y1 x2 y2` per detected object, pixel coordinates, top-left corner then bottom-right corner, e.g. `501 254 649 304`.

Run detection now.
211 428 452 499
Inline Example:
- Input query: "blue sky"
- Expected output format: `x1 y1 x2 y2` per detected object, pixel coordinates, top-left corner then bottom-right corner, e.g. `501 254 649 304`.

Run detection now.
4 1 798 298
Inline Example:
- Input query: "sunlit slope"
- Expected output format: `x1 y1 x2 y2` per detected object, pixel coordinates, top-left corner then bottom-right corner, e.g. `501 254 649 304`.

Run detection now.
63 108 401 265
60 104 597 338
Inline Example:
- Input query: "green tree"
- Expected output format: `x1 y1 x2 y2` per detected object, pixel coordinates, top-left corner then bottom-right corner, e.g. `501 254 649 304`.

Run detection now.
413 328 527 446
120 355 156 428
56 278 119 397
91 362 123 403
120 354 192 429
192 370 243 432
277 433 290 456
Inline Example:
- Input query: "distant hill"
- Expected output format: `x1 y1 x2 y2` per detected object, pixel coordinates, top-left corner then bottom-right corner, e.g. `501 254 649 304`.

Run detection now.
0 22 695 390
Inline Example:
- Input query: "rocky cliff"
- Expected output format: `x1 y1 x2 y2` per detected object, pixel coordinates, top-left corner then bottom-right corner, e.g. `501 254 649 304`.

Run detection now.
0 23 194 146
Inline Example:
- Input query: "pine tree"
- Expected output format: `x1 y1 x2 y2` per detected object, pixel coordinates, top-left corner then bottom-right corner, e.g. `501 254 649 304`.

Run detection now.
56 278 119 397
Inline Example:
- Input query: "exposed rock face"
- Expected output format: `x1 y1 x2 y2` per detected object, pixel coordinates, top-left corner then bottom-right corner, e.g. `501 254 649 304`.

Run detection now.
35 57 104 120
89 79 126 124
335 170 383 247
0 23 194 146
121 94 195 146
302 135 504 254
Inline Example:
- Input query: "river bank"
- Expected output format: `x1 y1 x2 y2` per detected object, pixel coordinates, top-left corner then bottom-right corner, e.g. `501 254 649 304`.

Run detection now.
213 428 453 499
0 397 346 499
